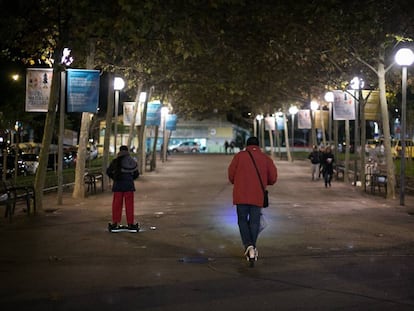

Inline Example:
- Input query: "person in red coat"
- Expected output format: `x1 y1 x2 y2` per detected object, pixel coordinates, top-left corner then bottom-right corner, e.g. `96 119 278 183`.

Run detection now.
228 136 278 266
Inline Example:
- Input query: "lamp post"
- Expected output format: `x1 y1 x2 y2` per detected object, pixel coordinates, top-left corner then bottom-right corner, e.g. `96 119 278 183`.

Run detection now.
324 91 334 143
256 114 263 148
324 91 335 163
113 77 125 153
395 48 414 206
350 76 364 186
161 106 169 162
310 100 319 147
289 105 298 156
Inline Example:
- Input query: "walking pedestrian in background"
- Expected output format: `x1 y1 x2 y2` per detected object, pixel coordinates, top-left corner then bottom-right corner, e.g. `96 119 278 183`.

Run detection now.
106 145 140 232
321 146 335 188
308 145 321 181
228 136 278 266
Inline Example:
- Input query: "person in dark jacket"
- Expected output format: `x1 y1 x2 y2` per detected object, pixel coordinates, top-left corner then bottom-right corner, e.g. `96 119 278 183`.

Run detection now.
308 145 321 181
106 145 140 232
321 146 335 188
228 136 278 266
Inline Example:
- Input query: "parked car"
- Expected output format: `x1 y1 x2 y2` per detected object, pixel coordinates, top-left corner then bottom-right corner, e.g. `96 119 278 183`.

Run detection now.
0 155 27 178
47 152 76 171
20 153 39 174
169 142 200 153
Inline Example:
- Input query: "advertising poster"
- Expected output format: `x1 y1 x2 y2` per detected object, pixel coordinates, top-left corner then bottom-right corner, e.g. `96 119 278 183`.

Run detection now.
298 109 311 129
66 69 100 113
25 68 53 112
275 113 284 131
265 116 275 131
333 90 355 120
166 114 178 131
146 100 162 126
123 102 141 126
313 110 329 129
362 90 380 121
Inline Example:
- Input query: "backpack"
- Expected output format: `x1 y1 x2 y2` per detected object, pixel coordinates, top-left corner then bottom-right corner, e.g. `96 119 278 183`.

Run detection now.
107 158 122 180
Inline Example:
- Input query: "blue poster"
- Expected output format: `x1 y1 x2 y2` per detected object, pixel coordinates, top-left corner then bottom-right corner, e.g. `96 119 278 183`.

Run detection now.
146 101 162 126
166 114 177 131
66 69 100 112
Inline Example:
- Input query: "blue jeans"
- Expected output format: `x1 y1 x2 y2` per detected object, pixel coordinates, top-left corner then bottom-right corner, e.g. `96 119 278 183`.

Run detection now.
236 204 261 249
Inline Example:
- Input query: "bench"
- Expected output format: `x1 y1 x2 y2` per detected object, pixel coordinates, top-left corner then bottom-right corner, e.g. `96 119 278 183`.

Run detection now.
0 185 16 222
0 181 36 222
84 171 104 194
365 173 387 196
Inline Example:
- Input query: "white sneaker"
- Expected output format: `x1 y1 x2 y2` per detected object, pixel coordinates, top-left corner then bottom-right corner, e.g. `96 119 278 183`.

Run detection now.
244 245 254 261
254 248 258 261
249 247 256 261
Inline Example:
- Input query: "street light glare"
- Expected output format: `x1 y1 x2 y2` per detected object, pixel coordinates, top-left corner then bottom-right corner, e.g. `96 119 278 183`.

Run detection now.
395 48 414 66
114 77 125 90
139 92 147 102
324 91 334 103
289 105 298 115
310 100 319 111
350 76 364 90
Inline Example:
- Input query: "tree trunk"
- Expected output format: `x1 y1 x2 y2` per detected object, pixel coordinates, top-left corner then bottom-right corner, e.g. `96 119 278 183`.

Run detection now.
34 48 63 211
377 47 396 199
73 113 91 198
73 43 95 198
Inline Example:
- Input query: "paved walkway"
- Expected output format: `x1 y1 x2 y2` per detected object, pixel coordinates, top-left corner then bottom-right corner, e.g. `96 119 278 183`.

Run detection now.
1 154 414 310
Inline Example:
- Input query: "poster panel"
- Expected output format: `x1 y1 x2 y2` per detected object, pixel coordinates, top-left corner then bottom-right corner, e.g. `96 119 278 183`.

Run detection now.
275 113 284 131
313 110 329 129
66 69 100 112
265 116 275 131
25 68 53 112
146 101 162 126
362 90 380 121
123 102 141 126
298 109 311 129
333 90 355 120
166 114 178 131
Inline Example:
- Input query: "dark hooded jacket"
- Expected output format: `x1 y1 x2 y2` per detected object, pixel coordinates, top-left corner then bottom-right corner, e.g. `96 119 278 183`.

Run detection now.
106 150 139 192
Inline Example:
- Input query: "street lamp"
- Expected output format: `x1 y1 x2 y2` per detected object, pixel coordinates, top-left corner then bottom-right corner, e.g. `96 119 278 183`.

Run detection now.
395 48 414 206
350 76 364 186
324 91 335 163
256 114 263 148
289 105 298 154
310 100 319 147
161 106 169 162
324 91 334 143
114 77 125 153
350 76 364 153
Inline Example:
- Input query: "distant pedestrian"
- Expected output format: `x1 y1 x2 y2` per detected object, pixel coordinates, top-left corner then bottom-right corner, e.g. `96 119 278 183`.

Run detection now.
308 145 320 181
321 146 335 188
229 141 235 153
228 136 278 267
106 145 140 232
224 140 229 154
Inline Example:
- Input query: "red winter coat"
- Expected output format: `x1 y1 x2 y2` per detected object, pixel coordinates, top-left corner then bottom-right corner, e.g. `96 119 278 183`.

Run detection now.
228 145 278 207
